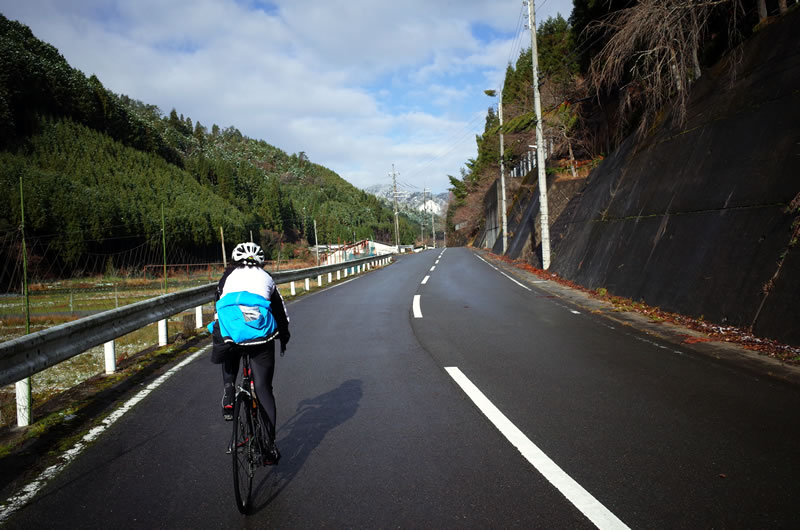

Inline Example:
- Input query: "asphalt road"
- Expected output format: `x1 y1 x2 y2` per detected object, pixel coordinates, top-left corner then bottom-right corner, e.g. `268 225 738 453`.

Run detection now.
4 247 800 528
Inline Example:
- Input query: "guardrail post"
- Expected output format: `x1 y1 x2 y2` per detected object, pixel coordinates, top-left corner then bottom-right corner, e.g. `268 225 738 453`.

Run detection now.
304 278 310 291
344 268 348 278
337 270 341 280
317 274 322 287
104 340 116 374
195 305 204 328
16 378 31 427
328 272 332 283
290 281 296 296
158 319 168 346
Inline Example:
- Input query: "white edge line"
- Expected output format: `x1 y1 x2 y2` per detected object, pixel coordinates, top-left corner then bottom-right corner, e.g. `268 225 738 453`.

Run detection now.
444 367 630 530
475 254 531 292
324 277 358 290
421 276 430 285
474 254 498 270
499 271 532 291
0 345 211 523
412 295 423 318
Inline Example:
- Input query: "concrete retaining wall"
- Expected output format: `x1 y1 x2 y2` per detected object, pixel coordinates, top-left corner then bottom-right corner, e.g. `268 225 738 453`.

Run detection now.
549 10 800 346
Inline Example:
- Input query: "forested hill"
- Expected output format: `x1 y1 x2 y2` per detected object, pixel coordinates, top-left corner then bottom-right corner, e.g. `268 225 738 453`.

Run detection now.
0 14 419 288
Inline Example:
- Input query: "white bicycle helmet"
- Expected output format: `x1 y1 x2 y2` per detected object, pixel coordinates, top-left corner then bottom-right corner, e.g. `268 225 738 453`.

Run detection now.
231 242 264 265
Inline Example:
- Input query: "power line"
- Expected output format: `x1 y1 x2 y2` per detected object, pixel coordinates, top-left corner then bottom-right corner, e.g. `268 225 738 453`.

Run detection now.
400 112 485 182
507 3 529 68
388 1 567 193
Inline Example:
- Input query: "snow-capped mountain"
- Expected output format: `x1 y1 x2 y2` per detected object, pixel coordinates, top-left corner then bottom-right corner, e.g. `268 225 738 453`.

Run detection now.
364 184 449 217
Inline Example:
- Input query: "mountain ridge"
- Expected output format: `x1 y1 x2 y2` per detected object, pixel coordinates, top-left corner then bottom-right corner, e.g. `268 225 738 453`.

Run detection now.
364 184 449 218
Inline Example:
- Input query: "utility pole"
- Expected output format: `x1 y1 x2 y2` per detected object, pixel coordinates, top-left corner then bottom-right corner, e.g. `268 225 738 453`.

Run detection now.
528 0 551 269
430 193 436 248
313 219 319 265
161 204 167 294
499 91 508 255
220 226 227 268
391 164 400 252
17 176 31 427
422 188 428 247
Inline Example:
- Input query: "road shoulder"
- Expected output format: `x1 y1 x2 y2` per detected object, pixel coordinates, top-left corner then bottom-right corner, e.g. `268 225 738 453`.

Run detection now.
476 249 800 387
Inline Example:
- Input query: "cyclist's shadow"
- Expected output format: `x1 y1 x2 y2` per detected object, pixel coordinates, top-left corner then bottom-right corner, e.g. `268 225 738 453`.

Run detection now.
251 379 363 512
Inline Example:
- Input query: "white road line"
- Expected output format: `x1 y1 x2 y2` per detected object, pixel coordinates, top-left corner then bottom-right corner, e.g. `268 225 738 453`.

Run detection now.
445 367 630 530
430 266 436 271
475 254 498 270
324 277 358 290
0 346 210 524
475 254 531 291
571 310 581 315
412 295 423 318
421 275 430 285
499 270 532 291
435 260 440 264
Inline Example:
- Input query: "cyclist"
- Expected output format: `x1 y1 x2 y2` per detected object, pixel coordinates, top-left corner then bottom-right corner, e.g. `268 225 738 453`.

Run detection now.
208 241 290 464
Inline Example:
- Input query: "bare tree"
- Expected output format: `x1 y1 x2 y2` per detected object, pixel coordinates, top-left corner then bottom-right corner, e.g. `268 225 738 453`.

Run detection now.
588 0 742 134
548 103 580 178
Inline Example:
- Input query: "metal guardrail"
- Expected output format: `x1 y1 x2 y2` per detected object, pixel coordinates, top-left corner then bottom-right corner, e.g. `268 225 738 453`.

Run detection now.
0 254 390 389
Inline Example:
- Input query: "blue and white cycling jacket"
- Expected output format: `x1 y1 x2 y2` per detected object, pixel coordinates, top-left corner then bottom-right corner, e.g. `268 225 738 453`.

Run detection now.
208 266 289 360
208 291 278 345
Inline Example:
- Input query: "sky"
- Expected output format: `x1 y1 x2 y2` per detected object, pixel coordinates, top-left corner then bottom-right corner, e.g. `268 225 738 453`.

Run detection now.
0 0 574 194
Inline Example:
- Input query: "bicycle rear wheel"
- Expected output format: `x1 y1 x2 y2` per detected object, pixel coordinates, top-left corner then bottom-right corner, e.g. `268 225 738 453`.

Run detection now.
232 393 255 513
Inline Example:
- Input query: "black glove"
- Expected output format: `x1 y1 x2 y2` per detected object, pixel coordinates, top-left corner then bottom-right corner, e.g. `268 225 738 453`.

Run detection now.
279 330 291 355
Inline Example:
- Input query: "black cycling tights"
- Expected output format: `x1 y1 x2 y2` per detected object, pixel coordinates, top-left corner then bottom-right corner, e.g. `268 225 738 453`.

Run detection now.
222 341 277 440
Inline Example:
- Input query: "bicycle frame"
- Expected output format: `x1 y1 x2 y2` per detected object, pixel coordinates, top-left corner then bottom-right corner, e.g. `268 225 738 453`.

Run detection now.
231 353 266 513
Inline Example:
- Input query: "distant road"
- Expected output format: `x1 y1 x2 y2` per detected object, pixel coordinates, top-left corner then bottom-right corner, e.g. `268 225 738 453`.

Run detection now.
4 248 800 527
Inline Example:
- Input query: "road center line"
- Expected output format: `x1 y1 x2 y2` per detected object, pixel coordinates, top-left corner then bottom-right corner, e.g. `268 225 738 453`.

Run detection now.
430 266 436 271
0 345 210 524
445 367 630 530
421 275 430 285
412 295 423 318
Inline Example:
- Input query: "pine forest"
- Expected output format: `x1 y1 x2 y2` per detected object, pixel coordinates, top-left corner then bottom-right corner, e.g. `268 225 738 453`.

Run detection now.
0 14 421 291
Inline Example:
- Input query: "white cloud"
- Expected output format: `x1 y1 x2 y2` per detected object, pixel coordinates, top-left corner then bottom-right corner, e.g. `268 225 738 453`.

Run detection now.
0 0 575 193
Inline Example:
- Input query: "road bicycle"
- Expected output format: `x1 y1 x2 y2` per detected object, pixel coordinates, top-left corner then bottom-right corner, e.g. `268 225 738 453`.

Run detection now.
230 353 277 514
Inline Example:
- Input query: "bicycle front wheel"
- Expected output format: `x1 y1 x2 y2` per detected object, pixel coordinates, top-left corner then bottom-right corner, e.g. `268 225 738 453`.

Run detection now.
232 393 255 513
